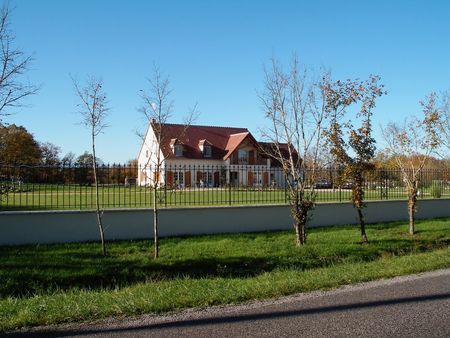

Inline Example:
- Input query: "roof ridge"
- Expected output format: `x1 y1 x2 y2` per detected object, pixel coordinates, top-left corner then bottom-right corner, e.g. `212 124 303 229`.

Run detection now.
160 122 249 130
229 131 249 135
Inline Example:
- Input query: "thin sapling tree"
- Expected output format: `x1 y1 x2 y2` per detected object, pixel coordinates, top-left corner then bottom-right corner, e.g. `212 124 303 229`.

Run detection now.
138 65 198 258
382 94 440 235
73 76 110 256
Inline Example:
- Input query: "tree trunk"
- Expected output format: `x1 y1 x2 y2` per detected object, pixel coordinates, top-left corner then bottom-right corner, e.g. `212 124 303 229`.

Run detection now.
357 207 369 244
92 135 106 256
153 185 159 258
293 220 305 246
408 190 417 236
352 175 368 244
291 202 306 246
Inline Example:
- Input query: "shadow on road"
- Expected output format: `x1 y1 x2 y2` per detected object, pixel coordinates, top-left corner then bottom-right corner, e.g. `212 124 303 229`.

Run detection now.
6 292 450 337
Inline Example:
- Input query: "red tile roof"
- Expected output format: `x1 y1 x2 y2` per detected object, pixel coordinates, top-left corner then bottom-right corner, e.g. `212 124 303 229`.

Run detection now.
258 141 299 164
152 123 252 160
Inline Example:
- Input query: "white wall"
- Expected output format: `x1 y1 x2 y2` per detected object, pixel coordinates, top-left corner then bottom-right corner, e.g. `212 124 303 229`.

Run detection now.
0 199 449 245
137 125 165 186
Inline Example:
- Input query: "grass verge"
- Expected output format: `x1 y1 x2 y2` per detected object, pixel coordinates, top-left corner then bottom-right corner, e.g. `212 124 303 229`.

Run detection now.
1 218 449 332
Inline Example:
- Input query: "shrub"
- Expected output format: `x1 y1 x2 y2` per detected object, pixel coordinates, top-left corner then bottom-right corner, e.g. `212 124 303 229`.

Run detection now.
430 181 443 198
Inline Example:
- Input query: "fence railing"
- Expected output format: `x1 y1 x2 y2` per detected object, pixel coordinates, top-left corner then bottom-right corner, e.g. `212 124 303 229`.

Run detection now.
0 164 449 211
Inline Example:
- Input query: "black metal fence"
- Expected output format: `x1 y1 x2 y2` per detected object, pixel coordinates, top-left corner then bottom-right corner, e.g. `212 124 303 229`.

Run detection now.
0 164 449 211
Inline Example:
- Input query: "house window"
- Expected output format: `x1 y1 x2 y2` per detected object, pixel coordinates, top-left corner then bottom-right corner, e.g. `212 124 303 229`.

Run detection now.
203 171 212 187
145 150 149 158
174 145 183 157
174 172 184 188
203 145 212 158
230 171 239 186
238 149 248 164
253 172 262 186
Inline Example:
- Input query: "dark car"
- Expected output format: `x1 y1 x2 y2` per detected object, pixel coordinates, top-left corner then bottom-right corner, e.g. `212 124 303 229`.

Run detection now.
124 177 136 187
313 179 332 189
341 181 353 189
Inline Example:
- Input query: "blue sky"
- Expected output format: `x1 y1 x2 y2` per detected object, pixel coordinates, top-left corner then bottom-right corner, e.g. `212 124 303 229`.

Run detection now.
5 0 450 163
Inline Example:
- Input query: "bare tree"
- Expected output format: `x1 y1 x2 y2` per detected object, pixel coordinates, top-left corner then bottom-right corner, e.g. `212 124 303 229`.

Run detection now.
61 152 75 166
0 4 37 124
382 94 440 235
259 56 329 246
73 76 109 256
0 4 37 200
39 142 61 166
324 75 385 244
138 65 197 258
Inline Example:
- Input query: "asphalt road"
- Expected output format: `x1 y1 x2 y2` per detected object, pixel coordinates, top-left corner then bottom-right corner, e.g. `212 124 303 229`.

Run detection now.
8 269 450 338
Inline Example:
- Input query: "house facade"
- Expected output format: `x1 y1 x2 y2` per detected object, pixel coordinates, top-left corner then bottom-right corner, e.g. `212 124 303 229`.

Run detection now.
137 122 287 188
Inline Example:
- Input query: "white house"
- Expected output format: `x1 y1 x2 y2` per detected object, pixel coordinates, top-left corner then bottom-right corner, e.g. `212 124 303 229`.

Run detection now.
137 122 290 188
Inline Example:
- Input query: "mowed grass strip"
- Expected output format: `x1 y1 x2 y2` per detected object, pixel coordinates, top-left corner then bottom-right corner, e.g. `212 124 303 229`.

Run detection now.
0 218 449 331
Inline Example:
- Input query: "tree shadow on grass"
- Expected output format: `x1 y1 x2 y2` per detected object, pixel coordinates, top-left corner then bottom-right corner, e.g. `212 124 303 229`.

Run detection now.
0 254 323 298
0 234 448 299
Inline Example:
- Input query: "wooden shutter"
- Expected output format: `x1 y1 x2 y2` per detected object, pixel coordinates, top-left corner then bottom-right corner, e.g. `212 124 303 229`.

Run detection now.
263 172 269 187
185 171 191 188
248 171 253 187
166 171 174 186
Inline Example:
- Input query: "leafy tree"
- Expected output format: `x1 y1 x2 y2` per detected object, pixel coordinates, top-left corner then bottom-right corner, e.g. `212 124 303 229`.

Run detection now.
75 151 103 168
382 94 440 235
324 75 385 244
0 124 41 187
123 159 138 183
0 124 41 165
73 77 109 256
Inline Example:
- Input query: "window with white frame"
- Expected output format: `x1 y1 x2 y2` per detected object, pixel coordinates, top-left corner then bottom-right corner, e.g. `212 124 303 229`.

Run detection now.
203 171 213 187
253 172 262 186
174 172 184 187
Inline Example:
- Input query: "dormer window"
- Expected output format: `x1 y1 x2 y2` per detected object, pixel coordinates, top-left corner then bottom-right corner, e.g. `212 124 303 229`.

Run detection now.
170 138 184 157
203 145 212 158
199 139 212 158
174 144 183 157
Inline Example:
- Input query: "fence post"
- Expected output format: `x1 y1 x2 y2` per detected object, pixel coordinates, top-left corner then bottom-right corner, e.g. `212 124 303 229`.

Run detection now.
164 165 167 208
229 167 232 206
285 179 287 204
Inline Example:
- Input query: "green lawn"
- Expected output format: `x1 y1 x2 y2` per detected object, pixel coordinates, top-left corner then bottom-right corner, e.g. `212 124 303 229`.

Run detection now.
1 184 449 210
0 218 449 331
